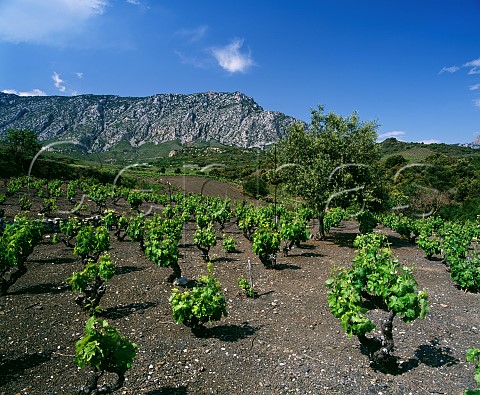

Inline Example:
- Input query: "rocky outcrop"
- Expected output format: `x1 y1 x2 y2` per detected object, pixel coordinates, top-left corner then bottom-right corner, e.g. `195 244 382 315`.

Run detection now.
0 91 299 151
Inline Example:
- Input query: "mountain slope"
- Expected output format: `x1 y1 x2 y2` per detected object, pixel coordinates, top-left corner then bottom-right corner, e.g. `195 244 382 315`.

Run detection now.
0 91 298 151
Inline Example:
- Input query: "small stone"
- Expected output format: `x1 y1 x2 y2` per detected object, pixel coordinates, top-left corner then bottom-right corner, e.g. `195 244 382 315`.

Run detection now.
174 277 189 286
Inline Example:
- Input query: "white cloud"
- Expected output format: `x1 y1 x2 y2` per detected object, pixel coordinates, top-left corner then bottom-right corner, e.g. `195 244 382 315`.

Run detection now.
211 39 254 74
474 99 480 108
52 72 66 92
2 88 47 96
469 84 480 91
377 131 406 141
463 58 480 75
419 139 440 144
126 0 140 5
464 58 480 67
75 72 84 79
439 65 459 74
0 0 108 44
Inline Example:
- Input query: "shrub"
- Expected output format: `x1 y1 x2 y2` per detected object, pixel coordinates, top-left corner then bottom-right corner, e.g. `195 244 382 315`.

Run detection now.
243 175 269 198
356 210 377 234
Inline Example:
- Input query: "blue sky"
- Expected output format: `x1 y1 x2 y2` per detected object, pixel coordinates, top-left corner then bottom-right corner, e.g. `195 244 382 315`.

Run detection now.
1 0 479 144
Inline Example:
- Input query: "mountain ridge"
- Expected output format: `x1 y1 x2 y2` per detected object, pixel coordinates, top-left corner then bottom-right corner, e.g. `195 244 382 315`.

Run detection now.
0 91 299 151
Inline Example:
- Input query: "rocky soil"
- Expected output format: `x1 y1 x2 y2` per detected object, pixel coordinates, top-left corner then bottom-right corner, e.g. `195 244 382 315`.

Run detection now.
0 186 479 394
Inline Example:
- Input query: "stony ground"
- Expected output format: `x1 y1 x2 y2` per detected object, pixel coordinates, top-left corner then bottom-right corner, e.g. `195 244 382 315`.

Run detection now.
0 181 479 394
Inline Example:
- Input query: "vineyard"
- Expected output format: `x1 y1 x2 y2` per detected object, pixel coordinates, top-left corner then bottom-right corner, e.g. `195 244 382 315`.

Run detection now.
1 175 480 395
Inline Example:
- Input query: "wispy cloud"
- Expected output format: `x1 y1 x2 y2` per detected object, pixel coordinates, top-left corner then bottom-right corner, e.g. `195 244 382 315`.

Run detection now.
439 65 460 74
0 0 108 45
2 88 47 96
211 39 254 74
52 72 66 92
126 0 140 4
464 58 480 67
75 72 84 79
174 50 210 69
175 25 208 43
441 57 480 109
377 131 406 141
463 58 480 74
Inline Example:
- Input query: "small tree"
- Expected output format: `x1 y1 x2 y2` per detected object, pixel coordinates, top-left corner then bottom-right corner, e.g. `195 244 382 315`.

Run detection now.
276 107 380 239
357 209 377 234
323 207 345 234
243 174 269 198
2 129 42 173
125 214 146 250
326 233 429 369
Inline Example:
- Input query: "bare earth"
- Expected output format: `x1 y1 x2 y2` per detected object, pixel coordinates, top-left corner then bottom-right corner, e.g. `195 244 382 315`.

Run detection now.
0 182 479 394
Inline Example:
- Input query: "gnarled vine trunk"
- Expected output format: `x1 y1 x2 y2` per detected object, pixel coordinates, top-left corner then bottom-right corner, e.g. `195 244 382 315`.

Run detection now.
0 263 28 296
357 310 397 368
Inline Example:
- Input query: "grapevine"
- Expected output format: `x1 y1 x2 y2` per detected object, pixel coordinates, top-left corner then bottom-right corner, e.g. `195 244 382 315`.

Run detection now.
67 253 115 315
74 225 110 263
75 316 137 394
193 223 217 262
465 348 480 395
169 263 227 334
326 233 429 369
0 216 44 295
252 225 280 268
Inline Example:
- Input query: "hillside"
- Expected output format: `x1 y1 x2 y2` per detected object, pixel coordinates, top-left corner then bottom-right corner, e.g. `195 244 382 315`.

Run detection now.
0 91 298 152
379 137 480 161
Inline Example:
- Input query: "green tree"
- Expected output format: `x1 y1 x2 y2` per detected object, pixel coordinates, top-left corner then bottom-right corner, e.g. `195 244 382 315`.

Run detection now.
2 129 42 172
276 106 380 238
243 174 269 198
